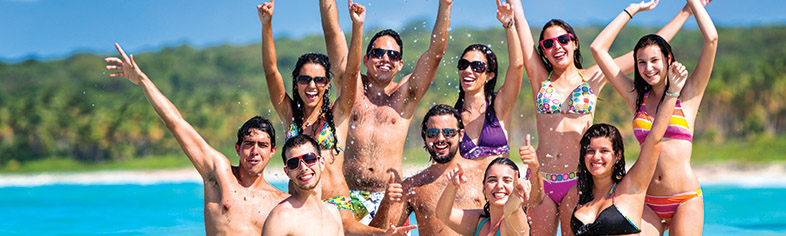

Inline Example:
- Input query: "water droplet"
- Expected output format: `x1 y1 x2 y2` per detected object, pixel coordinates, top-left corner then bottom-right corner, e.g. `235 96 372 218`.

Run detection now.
351 125 357 129
91 104 95 107
413 39 418 43
549 128 553 131
467 33 472 38
350 140 355 144
447 82 451 86
520 114 524 117
564 165 569 168
237 102 241 105
82 91 86 95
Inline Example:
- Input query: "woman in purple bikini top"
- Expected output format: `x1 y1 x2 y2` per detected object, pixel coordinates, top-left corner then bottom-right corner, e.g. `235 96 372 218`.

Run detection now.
459 100 510 160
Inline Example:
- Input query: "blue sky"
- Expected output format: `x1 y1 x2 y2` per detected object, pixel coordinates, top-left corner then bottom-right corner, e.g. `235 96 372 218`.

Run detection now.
0 0 783 61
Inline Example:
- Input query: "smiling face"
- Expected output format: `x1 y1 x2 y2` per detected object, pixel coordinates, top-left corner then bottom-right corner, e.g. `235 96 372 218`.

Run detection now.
541 26 577 70
296 62 329 109
235 128 276 176
424 114 463 164
283 144 324 191
483 163 517 206
363 35 403 82
583 137 619 178
636 45 670 87
458 50 494 94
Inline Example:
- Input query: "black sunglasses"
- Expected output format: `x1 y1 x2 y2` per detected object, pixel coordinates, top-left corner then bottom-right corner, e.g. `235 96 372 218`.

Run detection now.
285 153 320 170
457 59 487 73
539 33 574 50
295 75 329 86
368 48 402 62
424 128 459 139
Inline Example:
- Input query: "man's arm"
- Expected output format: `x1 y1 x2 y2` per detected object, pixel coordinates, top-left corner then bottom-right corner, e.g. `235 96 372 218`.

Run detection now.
402 0 452 107
319 0 350 88
261 206 291 236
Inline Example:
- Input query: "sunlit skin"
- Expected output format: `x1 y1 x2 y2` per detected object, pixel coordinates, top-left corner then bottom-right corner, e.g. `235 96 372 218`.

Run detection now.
296 63 328 109
235 129 276 176
636 45 669 88
582 137 618 179
459 51 493 94
363 36 404 84
484 164 517 207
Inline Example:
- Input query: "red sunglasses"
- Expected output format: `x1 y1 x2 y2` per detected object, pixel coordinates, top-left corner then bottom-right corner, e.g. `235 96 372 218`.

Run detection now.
285 153 320 170
539 33 575 50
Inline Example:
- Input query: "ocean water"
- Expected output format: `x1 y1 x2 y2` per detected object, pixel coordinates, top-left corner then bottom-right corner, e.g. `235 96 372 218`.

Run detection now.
1 182 785 235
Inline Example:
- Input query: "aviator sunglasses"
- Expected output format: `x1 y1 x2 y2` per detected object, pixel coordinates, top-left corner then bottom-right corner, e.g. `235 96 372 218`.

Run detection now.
424 128 459 139
285 152 320 170
457 59 487 73
295 75 329 86
368 48 402 62
539 33 575 50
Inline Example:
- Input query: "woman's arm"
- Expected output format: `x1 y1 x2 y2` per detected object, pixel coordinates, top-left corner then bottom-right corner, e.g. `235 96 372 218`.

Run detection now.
493 0 525 120
509 0 548 88
681 0 718 108
435 163 479 235
258 0 292 123
590 0 659 111
334 0 363 115
502 173 530 236
319 0 349 88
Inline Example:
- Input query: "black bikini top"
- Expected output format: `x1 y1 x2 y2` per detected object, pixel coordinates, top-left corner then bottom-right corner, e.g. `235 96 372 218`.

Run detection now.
570 183 642 236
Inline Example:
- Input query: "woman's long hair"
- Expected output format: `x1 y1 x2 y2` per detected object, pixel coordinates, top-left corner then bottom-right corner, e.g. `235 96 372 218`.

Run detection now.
537 19 584 73
577 123 626 205
290 53 340 155
454 44 499 113
632 34 676 115
480 157 521 218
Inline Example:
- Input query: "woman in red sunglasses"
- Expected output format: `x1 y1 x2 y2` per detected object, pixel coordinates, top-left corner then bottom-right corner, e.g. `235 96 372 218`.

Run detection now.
452 0 524 168
507 0 709 235
590 0 716 235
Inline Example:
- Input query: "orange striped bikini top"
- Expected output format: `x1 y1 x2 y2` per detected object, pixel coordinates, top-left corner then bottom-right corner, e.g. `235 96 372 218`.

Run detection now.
632 92 692 144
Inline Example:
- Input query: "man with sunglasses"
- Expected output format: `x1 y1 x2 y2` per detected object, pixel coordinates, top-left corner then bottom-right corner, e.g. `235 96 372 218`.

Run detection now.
104 43 288 235
371 104 487 235
318 0 454 226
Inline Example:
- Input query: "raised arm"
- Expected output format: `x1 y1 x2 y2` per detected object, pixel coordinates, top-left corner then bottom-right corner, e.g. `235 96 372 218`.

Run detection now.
493 0 525 119
681 0 718 107
502 173 530 236
435 163 481 235
622 62 688 194
319 0 349 87
509 0 548 87
258 0 293 123
403 0 452 105
104 43 226 178
334 0 363 115
590 0 659 111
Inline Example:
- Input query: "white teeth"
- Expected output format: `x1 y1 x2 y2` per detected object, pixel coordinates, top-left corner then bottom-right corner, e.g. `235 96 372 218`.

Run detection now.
494 193 507 198
646 72 658 77
380 65 391 70
555 52 566 57
306 91 318 95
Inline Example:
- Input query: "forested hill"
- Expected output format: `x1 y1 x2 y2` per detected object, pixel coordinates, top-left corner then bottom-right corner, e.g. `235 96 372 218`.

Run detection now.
1 23 784 166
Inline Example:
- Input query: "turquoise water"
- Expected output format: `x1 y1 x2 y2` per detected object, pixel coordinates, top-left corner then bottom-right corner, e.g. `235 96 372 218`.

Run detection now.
1 182 785 235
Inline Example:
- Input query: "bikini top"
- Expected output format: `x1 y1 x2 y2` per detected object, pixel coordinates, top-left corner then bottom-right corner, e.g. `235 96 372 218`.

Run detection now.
632 92 693 144
570 183 641 236
536 69 595 114
474 217 501 236
285 112 340 151
459 99 510 160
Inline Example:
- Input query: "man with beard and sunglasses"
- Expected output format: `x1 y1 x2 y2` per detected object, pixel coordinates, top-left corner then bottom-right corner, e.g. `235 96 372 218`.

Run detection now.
318 0 453 225
369 104 487 235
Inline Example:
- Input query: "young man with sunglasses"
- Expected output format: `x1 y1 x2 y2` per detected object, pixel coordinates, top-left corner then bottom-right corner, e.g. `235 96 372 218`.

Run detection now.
319 0 454 226
371 104 487 235
104 44 288 236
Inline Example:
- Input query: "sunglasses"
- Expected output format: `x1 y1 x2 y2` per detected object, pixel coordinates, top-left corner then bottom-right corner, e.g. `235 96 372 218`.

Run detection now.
457 59 487 73
368 48 402 62
424 128 459 139
539 33 574 50
285 152 320 170
295 75 329 86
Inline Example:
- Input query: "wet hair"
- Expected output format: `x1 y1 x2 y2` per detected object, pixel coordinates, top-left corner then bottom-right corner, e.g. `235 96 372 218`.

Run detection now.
537 19 584 72
480 157 520 218
453 44 499 113
420 104 464 142
366 29 404 56
281 134 320 162
576 123 627 205
236 116 276 148
632 34 676 115
290 53 340 154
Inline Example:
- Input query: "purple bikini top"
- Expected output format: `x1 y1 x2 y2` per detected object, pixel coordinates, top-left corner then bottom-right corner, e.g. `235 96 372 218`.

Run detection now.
459 100 510 160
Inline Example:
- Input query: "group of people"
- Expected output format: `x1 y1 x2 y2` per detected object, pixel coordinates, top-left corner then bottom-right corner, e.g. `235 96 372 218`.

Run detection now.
104 0 716 235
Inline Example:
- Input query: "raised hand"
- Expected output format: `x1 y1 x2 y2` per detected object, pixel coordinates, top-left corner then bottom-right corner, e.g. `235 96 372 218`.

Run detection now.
512 172 531 204
631 0 659 13
446 163 467 187
496 0 514 27
440 0 453 5
385 223 418 236
667 61 689 94
104 43 145 85
685 0 712 14
518 134 539 172
348 0 365 24
257 0 274 24
385 173 403 202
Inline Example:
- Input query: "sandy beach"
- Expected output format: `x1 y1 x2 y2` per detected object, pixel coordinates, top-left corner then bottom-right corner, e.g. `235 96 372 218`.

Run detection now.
1 163 784 188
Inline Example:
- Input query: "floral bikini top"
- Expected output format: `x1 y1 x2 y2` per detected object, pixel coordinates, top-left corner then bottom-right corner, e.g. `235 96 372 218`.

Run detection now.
536 69 595 114
285 112 341 151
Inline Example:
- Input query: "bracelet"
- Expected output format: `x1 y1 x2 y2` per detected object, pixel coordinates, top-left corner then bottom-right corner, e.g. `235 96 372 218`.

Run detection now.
503 19 513 29
623 9 633 19
666 91 680 97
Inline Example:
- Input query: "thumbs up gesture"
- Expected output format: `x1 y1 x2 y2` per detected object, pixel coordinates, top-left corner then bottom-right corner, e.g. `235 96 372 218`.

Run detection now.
384 172 403 202
518 134 539 172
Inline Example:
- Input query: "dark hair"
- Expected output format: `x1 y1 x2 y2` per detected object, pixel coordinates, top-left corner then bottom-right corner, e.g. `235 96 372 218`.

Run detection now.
236 116 276 148
420 104 464 142
577 123 626 205
632 34 675 115
366 29 404 57
281 134 320 162
290 53 340 154
454 44 499 113
537 19 584 73
481 157 520 218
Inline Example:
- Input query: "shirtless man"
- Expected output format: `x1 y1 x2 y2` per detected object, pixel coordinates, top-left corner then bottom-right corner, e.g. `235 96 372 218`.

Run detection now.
372 104 487 235
262 135 344 236
104 44 288 235
318 0 453 224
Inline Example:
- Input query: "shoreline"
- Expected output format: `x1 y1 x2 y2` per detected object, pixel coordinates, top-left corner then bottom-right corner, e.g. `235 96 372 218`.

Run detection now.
1 163 784 188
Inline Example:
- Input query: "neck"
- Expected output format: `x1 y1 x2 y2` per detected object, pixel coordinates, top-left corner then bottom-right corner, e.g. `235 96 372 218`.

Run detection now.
233 166 265 188
293 184 323 204
302 102 322 127
363 74 395 95
551 64 579 81
431 155 461 173
651 84 666 102
591 175 615 199
462 88 486 113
